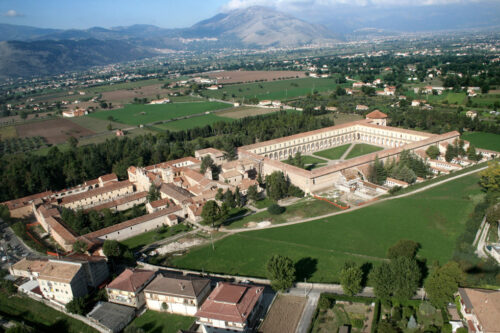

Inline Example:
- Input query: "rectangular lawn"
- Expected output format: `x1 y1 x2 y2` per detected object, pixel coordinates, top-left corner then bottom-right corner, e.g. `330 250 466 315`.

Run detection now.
88 102 229 126
461 132 500 152
345 144 384 159
128 310 194 333
313 144 351 160
171 173 481 283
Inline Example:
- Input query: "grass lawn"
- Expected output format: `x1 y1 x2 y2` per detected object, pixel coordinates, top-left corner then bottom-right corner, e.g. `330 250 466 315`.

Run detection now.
171 173 482 282
283 155 328 170
153 114 234 131
461 132 500 152
313 144 351 160
203 77 344 101
121 223 192 251
253 197 274 209
69 116 130 132
0 292 97 332
128 310 194 333
88 102 229 126
345 144 384 159
0 126 17 139
223 198 340 229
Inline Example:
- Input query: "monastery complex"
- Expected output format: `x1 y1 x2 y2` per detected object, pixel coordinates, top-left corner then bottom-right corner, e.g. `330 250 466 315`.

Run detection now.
2 111 497 253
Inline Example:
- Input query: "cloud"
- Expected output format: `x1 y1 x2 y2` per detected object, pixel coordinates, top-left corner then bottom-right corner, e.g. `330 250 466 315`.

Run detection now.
3 9 23 17
222 0 480 10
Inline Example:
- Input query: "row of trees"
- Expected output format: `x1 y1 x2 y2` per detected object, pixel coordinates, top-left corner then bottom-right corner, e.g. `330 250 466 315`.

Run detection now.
369 151 430 185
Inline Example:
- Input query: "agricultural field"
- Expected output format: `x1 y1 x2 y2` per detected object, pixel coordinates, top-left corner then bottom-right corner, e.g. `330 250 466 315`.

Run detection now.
88 101 230 126
313 144 351 160
69 116 131 132
0 136 48 155
259 295 306 333
127 310 194 333
0 125 17 139
206 70 306 84
16 118 95 144
470 93 500 107
345 144 384 159
171 173 482 282
153 114 234 131
461 132 500 152
217 106 281 119
203 77 344 101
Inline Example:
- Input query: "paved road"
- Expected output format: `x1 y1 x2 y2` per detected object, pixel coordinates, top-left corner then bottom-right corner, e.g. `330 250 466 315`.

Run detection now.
0 219 39 271
476 217 489 259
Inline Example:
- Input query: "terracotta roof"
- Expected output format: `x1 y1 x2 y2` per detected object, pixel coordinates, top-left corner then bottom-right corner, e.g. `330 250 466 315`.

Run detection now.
84 205 183 239
196 283 263 324
386 177 409 186
38 260 82 283
84 191 147 212
149 198 172 209
196 148 225 157
99 173 118 182
107 268 155 293
145 274 210 298
366 110 388 119
2 190 53 210
46 216 78 244
220 170 243 179
160 183 194 203
237 179 259 191
60 180 133 205
459 288 500 332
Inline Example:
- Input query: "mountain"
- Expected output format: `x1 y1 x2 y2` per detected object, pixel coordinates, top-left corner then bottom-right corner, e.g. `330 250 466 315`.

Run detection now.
0 23 61 42
0 39 154 78
183 6 339 48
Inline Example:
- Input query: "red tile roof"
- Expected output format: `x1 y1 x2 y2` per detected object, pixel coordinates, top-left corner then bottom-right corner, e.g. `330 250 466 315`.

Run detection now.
366 110 388 119
60 180 133 205
196 282 264 324
107 268 155 293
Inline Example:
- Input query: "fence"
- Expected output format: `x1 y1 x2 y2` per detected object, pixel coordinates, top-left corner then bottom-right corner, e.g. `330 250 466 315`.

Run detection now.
312 195 350 210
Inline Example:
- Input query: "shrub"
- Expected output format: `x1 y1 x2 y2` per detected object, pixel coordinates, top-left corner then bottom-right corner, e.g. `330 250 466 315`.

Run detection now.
268 204 285 215
318 296 332 309
351 318 364 328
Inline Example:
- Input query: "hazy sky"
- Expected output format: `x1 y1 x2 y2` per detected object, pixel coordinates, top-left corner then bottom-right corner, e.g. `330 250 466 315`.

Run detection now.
0 0 496 29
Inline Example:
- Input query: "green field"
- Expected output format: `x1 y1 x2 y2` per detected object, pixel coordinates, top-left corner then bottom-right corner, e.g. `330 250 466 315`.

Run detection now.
69 116 130 132
345 144 384 159
171 173 482 282
203 77 344 101
461 132 500 152
88 102 230 126
283 155 328 170
313 144 351 160
0 126 17 139
83 78 169 94
121 224 191 251
153 114 234 131
128 310 194 333
0 293 97 332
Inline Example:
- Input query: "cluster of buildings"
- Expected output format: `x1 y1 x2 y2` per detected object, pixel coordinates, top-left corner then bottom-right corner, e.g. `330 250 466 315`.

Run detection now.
10 258 266 333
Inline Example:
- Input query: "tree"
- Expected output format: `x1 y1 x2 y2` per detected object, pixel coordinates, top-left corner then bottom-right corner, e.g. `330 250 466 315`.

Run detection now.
377 321 399 333
223 189 236 208
479 161 500 193
266 254 296 291
369 156 387 185
107 123 112 131
268 203 285 215
19 110 28 120
6 323 34 333
147 184 160 202
265 171 289 202
200 155 214 174
485 204 500 227
234 187 242 207
370 262 393 300
66 296 87 314
103 240 121 257
426 145 440 159
424 261 464 306
72 240 88 254
390 257 421 301
67 136 78 149
215 188 224 201
445 144 456 162
247 185 259 202
387 239 420 259
339 261 363 296
201 200 221 228
466 145 481 162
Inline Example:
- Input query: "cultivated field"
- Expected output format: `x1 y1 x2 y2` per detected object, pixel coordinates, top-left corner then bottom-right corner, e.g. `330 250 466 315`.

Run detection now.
100 83 166 105
0 125 17 139
259 295 306 333
153 114 233 131
88 101 230 126
203 77 343 101
16 118 95 144
206 70 306 84
218 106 281 119
311 299 374 333
171 173 482 282
461 132 500 152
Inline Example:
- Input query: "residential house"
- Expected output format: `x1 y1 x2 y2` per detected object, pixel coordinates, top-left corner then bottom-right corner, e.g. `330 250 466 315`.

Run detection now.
196 282 264 333
106 268 156 308
144 273 211 316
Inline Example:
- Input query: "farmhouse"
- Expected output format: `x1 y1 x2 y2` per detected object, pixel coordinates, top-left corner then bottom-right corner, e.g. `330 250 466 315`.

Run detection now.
62 108 88 118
